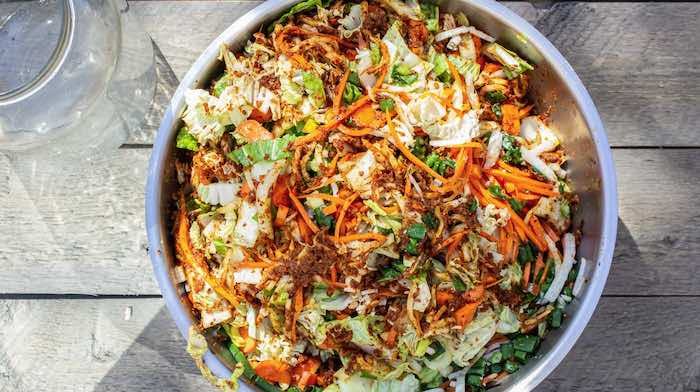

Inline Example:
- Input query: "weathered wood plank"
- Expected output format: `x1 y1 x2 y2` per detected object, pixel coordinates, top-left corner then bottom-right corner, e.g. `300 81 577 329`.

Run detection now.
130 1 700 146
0 149 155 295
0 297 696 391
0 299 209 392
0 149 698 295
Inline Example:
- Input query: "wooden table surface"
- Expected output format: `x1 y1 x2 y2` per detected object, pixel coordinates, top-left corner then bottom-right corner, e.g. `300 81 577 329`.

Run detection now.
2 1 699 391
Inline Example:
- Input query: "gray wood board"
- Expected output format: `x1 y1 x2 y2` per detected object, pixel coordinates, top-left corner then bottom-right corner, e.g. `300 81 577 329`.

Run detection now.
127 1 700 146
1 149 699 297
0 297 696 391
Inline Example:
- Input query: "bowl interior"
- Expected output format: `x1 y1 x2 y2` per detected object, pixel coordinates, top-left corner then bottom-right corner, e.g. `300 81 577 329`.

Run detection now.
146 1 617 390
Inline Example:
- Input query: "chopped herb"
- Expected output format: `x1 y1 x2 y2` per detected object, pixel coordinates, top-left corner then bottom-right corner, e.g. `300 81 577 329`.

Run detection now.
284 121 306 137
176 127 199 151
379 98 395 112
488 184 507 200
378 260 406 282
425 152 455 176
313 207 335 230
502 134 522 165
468 199 478 213
406 223 427 240
343 82 362 104
411 136 427 160
517 242 536 265
404 237 420 255
318 184 332 194
485 90 507 103
420 3 439 32
348 71 361 86
492 103 502 118
421 211 439 230
508 198 524 213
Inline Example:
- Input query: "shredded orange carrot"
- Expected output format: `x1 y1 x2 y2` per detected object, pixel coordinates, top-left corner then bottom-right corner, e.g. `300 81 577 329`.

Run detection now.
297 193 346 205
387 112 449 183
333 68 351 114
513 220 527 242
233 261 273 269
455 302 479 328
522 261 532 288
532 253 544 285
501 104 520 135
504 182 517 194
516 182 559 197
322 204 337 215
289 189 320 233
452 148 467 180
436 229 471 251
337 124 374 137
291 287 303 342
451 142 484 149
446 233 464 258
370 40 390 98
542 221 560 242
335 233 387 243
538 258 551 285
404 173 412 196
529 215 548 249
479 231 497 242
504 234 514 263
292 54 312 70
498 160 533 177
507 206 546 251
488 169 554 189
335 192 359 240
274 205 289 227
447 59 467 109
516 192 541 201
323 96 371 131
303 177 336 193
325 153 340 176
297 214 313 243
519 104 534 118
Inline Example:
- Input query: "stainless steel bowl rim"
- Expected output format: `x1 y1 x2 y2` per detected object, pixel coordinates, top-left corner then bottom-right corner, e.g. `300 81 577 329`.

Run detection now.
146 0 617 390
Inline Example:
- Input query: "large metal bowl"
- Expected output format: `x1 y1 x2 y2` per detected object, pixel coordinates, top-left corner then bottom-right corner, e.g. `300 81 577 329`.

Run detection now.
146 0 617 390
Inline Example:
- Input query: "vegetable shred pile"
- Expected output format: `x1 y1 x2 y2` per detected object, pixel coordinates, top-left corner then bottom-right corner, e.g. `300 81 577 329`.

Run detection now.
173 1 586 391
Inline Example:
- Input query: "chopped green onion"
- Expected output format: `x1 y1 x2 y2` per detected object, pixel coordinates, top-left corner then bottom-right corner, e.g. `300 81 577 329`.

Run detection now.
492 103 502 118
504 360 520 373
451 275 467 292
513 335 539 353
343 82 362 104
488 184 507 200
485 90 507 103
468 199 478 213
502 134 522 165
513 349 528 362
488 351 503 364
421 211 439 230
500 342 514 359
508 198 524 213
406 223 427 240
467 374 483 387
313 207 335 230
550 308 563 328
404 237 419 255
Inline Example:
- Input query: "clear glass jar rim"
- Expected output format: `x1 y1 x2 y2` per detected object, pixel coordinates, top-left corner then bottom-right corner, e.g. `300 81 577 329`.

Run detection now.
0 0 75 106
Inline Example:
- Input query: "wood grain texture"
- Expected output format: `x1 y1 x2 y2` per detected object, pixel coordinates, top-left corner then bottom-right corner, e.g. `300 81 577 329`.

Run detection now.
1 149 698 295
0 149 156 295
1 297 696 391
129 1 700 146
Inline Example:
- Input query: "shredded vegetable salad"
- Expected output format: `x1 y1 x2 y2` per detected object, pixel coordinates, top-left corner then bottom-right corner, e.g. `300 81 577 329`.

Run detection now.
172 1 584 391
